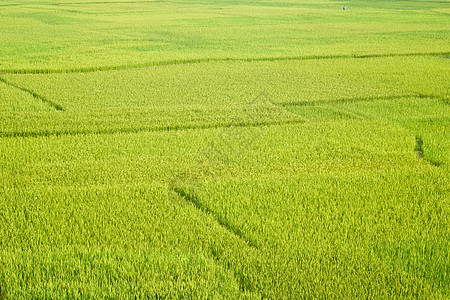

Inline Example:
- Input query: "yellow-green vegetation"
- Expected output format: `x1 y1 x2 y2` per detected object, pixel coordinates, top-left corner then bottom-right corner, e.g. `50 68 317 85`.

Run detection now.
0 0 449 298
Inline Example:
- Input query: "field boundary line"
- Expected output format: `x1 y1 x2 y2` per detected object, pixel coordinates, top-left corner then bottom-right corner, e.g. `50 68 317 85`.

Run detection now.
172 186 258 249
0 119 305 139
0 77 64 111
170 185 258 293
324 106 369 120
279 94 446 107
416 93 449 105
1 52 448 74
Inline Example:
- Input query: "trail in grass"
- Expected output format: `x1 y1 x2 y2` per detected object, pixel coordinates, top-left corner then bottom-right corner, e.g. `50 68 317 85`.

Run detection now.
0 77 64 111
1 52 448 74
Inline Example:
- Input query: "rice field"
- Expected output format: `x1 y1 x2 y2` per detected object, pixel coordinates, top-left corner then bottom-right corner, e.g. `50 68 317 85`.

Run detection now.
0 0 449 298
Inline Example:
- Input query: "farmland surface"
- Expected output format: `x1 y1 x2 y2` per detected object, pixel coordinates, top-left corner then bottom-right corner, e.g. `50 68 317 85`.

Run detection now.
0 0 449 298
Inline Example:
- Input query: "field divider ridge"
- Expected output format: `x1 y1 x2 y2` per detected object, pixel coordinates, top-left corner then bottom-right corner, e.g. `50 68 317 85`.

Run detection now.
172 186 258 249
415 93 449 105
1 51 448 74
278 94 440 107
322 105 369 120
0 119 305 139
0 76 64 111
171 184 258 293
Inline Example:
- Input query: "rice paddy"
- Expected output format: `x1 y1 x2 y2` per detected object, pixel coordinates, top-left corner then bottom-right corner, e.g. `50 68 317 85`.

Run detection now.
0 0 449 298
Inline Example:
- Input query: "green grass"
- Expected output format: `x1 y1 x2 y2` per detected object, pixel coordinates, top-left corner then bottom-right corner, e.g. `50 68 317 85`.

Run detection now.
0 0 449 298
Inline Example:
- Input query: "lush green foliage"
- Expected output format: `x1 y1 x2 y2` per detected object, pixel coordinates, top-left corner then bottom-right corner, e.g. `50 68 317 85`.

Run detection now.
0 0 448 72
0 0 449 298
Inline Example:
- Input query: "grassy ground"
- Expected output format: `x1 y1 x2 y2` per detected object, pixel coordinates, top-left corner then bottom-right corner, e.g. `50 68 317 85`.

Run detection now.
0 0 449 298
